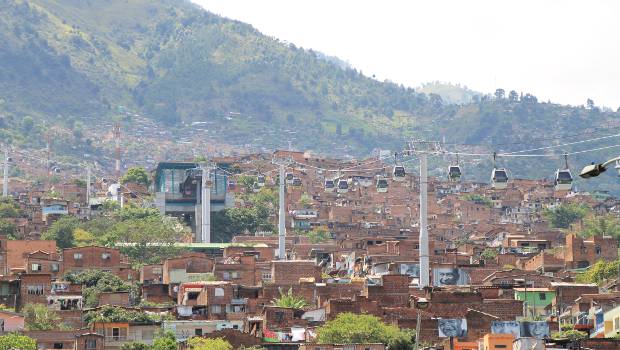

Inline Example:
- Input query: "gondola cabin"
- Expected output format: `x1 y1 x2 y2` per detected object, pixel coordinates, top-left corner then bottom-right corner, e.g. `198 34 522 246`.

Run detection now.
554 169 573 191
491 168 509 189
337 179 349 194
448 165 462 182
376 178 389 193
392 166 406 181
324 179 335 192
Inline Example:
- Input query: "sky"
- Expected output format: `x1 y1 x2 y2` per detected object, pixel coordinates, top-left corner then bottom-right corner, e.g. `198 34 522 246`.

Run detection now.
191 0 620 109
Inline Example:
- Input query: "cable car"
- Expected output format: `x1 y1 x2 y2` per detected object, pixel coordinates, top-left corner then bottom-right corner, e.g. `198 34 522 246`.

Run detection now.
292 177 302 187
376 177 389 193
324 179 335 192
392 166 406 181
554 154 573 191
554 169 573 191
257 175 266 187
337 179 349 194
491 168 509 189
448 165 462 182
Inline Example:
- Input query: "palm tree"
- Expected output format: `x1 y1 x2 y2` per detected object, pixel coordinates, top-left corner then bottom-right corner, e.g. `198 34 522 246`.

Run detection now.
271 287 309 309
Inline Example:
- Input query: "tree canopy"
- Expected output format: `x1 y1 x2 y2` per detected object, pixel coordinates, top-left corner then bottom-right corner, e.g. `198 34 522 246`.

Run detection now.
23 303 65 330
575 259 620 285
120 167 152 187
0 333 36 350
271 288 310 309
543 204 589 229
65 270 136 308
316 312 413 347
187 337 232 350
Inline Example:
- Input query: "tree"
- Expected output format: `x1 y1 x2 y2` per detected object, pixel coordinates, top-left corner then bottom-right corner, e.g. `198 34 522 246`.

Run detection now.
317 312 409 345
41 216 80 248
0 333 36 350
271 288 309 309
23 303 63 330
152 331 177 350
508 90 519 102
302 227 331 243
543 204 589 229
586 98 595 110
0 219 17 239
187 337 232 350
120 167 151 187
494 88 505 100
65 270 135 307
575 260 620 285
73 228 97 246
0 198 20 218
580 215 620 242
121 343 150 350
480 248 498 260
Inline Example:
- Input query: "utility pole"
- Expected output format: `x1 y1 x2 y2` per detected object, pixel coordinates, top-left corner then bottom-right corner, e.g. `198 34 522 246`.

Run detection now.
405 140 440 289
86 165 91 218
278 162 286 260
2 149 8 197
113 122 121 180
201 163 212 243
273 156 290 260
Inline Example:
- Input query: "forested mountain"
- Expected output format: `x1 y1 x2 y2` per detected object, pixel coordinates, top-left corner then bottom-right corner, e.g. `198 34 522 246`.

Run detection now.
1 0 620 192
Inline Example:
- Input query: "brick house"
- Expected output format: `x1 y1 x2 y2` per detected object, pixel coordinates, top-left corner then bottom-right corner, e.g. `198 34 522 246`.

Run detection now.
19 273 51 308
26 251 62 279
271 260 321 284
213 254 257 286
62 246 131 280
23 331 104 350
0 239 56 275
563 234 618 269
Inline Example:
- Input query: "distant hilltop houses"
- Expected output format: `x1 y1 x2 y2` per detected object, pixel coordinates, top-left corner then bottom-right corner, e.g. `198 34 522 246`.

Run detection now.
0 149 620 349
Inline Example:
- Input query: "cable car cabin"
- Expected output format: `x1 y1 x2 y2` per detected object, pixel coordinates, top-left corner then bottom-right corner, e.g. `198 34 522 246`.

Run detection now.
292 177 302 187
337 179 349 194
491 168 509 189
257 175 266 187
448 165 462 182
554 169 573 191
376 178 389 193
285 173 294 184
324 179 335 192
392 166 406 181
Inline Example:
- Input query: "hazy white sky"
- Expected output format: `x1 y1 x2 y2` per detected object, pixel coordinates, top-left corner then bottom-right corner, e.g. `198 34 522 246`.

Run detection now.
192 0 620 109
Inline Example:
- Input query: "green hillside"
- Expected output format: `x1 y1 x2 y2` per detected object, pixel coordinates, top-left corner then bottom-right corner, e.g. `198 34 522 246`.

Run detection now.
1 0 620 193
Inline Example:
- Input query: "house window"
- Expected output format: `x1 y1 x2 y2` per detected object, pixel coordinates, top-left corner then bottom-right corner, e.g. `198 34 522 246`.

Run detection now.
74 253 83 260
31 263 42 271
222 272 230 280
51 263 59 272
211 305 221 314
53 343 63 349
275 311 284 322
194 328 203 336
262 272 272 281
495 346 507 349
214 288 224 297
231 271 239 279
101 253 111 260
615 317 620 330
595 246 602 255
152 267 162 274
27 285 44 295
85 339 97 350
539 293 547 301
112 328 120 341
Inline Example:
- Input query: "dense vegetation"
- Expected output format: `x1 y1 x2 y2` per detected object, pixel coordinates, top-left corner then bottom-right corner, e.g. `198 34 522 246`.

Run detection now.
42 205 190 265
316 312 414 348
1 0 620 193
